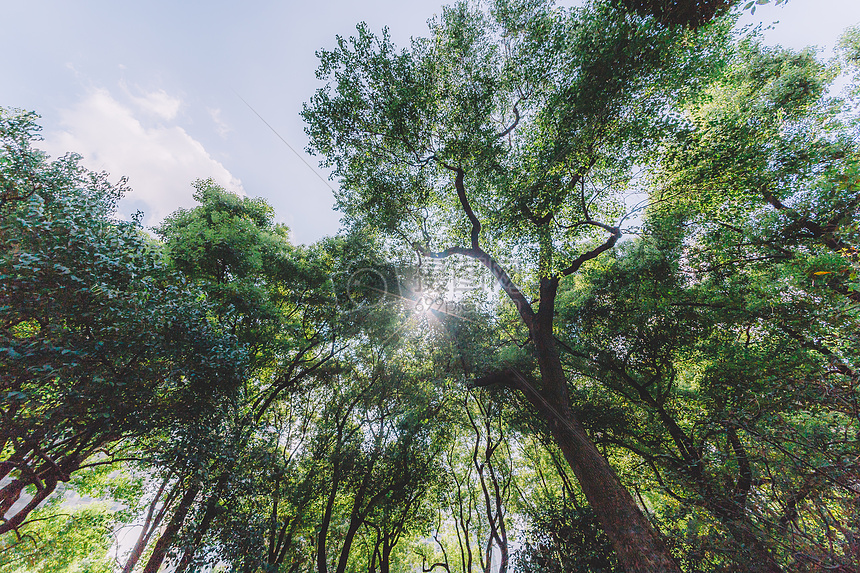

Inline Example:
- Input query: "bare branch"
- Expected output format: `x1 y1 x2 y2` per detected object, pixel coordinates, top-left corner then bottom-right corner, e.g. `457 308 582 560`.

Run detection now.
439 163 481 250
496 98 523 139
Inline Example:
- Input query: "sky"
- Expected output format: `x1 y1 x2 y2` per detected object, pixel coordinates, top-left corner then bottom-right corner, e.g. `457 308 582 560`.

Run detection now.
2 0 859 245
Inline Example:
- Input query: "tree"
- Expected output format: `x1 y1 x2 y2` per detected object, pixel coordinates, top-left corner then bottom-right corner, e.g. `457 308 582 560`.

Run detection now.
118 181 342 573
302 0 733 569
524 34 860 572
155 178 338 410
200 309 451 573
0 464 143 573
0 108 243 538
417 390 517 573
601 36 860 571
143 184 431 572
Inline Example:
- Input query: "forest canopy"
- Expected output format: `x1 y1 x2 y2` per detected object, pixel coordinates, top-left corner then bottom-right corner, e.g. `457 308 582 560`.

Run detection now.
1 0 859 572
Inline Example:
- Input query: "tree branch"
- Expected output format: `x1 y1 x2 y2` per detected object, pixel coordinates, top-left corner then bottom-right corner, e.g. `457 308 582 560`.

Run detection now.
496 98 523 140
558 225 621 277
439 163 481 250
417 245 535 322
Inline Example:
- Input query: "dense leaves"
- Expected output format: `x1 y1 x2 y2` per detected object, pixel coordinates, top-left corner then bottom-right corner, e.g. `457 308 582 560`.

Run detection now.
0 108 243 538
2 3 859 572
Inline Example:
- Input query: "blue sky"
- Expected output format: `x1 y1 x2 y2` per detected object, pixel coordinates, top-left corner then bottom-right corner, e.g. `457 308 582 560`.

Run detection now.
2 0 859 244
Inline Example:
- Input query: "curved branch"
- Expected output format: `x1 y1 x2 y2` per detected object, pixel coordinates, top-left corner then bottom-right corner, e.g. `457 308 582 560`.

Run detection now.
496 99 522 139
439 163 481 250
764 190 857 254
417 245 535 322
558 225 621 277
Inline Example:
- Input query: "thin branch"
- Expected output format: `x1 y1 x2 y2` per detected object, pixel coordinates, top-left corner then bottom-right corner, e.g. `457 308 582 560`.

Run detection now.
417 245 535 322
496 98 523 139
439 163 481 250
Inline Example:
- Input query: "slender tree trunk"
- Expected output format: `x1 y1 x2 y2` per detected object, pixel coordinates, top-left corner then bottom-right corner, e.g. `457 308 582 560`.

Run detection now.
174 472 230 573
336 518 366 573
317 459 341 573
141 479 200 573
380 530 391 573
122 476 176 573
334 450 382 573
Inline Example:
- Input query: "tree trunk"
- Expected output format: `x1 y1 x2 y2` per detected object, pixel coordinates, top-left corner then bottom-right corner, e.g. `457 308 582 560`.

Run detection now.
498 307 682 573
334 449 382 573
380 530 391 573
174 472 230 573
316 459 341 573
447 236 680 570
141 479 200 573
548 417 680 572
122 475 176 573
0 476 57 536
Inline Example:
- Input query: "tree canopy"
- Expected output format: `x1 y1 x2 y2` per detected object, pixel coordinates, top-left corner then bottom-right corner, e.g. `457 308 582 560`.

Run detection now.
2 3 859 573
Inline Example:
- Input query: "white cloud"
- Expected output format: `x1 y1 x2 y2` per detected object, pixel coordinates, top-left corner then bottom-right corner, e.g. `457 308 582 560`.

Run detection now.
43 87 244 226
121 82 182 121
207 106 231 138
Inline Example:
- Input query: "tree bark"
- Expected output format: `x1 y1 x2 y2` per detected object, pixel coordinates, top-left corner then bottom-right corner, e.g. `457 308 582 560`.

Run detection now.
174 472 230 573
477 304 682 572
316 458 341 573
542 394 680 571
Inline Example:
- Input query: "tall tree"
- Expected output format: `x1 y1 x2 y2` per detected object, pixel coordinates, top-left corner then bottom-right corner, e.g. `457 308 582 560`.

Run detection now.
130 181 341 572
610 35 860 571
302 0 732 569
156 178 338 412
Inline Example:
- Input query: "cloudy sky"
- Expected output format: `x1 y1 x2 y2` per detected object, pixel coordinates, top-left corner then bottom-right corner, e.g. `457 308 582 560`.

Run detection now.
2 0 859 244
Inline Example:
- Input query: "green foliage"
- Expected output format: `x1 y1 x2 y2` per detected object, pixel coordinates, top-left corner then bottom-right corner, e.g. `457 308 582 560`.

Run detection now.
5 3 860 572
0 505 114 573
156 179 336 393
838 25 860 74
516 503 619 573
0 107 243 537
0 465 144 573
303 0 734 283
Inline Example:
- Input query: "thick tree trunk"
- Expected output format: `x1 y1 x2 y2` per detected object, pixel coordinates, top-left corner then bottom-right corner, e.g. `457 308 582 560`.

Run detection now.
436 211 679 569
549 418 680 572
493 309 682 573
